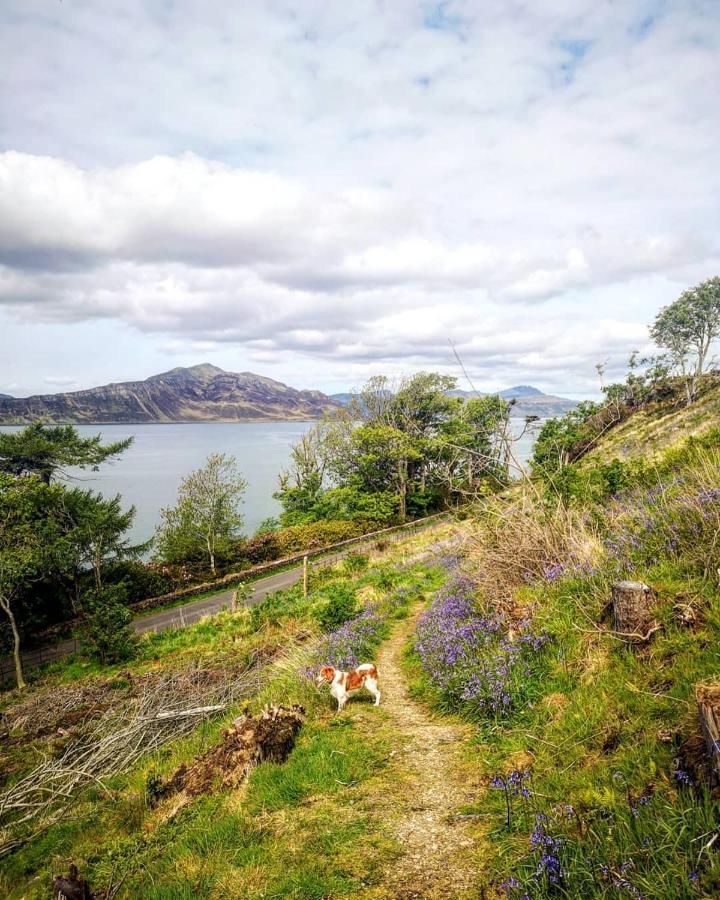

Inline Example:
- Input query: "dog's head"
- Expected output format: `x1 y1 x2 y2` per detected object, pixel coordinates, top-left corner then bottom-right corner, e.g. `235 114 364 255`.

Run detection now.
315 665 335 686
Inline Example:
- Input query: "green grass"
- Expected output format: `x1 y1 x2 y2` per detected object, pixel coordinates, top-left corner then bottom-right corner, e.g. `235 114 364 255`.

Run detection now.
0 527 450 897
403 435 720 897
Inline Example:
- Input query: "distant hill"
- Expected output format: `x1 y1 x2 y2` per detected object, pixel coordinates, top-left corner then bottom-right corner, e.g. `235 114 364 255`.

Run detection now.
450 384 578 417
330 384 576 418
0 365 340 424
0 393 13 400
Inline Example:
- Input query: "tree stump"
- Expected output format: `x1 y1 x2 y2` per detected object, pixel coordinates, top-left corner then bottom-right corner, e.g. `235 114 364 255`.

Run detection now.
52 863 95 900
611 580 658 643
696 684 720 784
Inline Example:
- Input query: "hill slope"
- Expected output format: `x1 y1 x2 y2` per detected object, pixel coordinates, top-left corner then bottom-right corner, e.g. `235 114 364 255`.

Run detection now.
581 379 720 465
0 364 339 424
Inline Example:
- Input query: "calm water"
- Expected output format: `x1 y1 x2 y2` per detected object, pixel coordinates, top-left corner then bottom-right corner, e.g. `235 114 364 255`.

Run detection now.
0 419 540 544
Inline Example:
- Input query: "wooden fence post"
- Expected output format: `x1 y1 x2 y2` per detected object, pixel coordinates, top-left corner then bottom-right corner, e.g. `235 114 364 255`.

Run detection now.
303 556 309 598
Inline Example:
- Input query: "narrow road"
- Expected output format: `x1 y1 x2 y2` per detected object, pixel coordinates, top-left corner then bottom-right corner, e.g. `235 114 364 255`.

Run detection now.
11 560 311 675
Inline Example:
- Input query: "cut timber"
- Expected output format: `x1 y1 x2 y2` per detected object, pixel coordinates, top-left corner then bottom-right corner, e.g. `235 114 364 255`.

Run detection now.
161 704 304 797
611 580 658 643
696 683 720 784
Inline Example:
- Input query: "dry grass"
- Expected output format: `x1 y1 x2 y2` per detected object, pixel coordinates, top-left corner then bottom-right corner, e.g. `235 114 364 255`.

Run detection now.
464 486 601 617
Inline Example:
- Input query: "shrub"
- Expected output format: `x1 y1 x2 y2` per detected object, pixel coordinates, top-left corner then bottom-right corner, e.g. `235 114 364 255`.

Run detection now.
103 559 176 602
315 582 358 632
342 553 369 576
466 487 600 613
249 585 307 630
80 584 136 664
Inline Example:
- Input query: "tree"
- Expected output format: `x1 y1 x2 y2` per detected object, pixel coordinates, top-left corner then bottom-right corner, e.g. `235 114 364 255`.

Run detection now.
0 474 65 689
56 488 146 606
0 423 133 483
80 584 135 664
274 425 328 526
155 453 246 575
650 276 720 403
275 372 510 526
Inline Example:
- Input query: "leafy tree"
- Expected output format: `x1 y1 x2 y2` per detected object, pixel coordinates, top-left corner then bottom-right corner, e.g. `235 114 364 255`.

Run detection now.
531 401 601 477
276 372 510 526
155 453 246 575
255 517 280 534
55 488 146 607
0 423 133 483
274 426 327 526
0 474 66 689
80 584 135 664
650 276 720 402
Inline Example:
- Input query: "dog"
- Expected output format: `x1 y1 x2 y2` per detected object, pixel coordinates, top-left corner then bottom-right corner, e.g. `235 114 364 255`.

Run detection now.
316 663 381 711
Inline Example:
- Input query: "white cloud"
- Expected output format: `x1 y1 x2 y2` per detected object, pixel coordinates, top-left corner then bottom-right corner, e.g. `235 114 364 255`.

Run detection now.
0 0 718 396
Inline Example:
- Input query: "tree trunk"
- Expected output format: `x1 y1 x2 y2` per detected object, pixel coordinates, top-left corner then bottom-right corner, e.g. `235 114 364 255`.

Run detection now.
93 549 102 591
207 536 216 575
611 580 658 643
398 458 407 523
0 596 26 690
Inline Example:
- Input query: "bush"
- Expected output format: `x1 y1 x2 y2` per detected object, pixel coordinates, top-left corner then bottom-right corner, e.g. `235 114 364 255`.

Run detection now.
80 584 136 664
103 559 176 602
249 585 307 631
315 581 358 632
343 553 369 576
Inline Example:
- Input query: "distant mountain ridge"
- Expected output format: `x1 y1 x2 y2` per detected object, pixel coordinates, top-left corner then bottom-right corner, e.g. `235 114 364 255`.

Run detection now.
331 384 577 418
0 365 339 424
449 384 577 417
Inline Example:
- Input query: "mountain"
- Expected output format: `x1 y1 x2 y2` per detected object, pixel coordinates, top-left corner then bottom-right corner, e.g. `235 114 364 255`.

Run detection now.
499 385 543 398
450 384 579 417
329 392 353 406
0 393 13 400
331 384 576 417
0 365 340 424
447 387 577 417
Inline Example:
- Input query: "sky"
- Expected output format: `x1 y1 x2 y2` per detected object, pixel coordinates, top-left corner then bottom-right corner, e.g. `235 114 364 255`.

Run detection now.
0 1 718 400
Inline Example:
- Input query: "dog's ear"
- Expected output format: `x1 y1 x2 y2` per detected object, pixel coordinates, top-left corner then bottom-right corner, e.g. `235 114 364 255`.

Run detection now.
320 665 334 681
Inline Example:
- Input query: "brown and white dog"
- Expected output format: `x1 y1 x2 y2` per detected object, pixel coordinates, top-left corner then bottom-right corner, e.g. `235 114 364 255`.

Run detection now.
316 663 381 711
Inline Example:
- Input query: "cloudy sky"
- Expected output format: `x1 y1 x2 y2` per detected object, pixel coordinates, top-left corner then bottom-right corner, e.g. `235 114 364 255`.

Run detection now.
0 0 718 399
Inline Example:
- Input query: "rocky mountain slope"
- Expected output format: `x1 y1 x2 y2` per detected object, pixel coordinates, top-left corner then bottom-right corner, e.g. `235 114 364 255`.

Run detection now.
0 365 339 424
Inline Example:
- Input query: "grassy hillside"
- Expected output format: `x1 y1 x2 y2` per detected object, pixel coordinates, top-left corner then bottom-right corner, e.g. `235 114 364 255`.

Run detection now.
0 527 457 898
2 394 720 898
580 378 720 465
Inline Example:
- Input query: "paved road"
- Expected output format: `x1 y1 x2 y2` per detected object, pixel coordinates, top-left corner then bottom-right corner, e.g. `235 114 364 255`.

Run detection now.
3 519 445 679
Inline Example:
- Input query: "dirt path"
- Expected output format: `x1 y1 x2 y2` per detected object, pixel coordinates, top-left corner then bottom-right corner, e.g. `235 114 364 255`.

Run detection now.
359 609 486 899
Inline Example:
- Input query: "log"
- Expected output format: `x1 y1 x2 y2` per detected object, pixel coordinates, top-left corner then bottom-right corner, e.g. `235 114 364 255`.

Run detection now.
611 580 658 643
161 704 304 797
696 684 720 784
